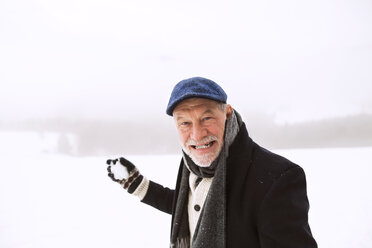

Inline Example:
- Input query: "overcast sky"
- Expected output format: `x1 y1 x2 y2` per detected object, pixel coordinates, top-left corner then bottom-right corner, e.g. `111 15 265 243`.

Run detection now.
1 0 371 124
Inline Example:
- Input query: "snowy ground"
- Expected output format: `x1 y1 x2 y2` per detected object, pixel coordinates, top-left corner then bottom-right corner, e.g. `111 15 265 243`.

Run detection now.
0 131 371 247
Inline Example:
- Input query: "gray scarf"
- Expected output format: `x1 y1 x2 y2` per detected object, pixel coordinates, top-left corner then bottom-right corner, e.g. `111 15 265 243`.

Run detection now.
170 110 241 248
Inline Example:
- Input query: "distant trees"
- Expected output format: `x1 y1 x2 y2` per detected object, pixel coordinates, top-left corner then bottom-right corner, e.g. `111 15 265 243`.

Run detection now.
1 113 372 156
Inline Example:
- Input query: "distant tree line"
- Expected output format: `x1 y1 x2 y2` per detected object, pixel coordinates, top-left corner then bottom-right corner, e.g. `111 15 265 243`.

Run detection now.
1 113 372 156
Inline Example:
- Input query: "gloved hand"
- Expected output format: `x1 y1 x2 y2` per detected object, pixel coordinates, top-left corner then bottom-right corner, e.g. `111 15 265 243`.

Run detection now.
107 157 144 194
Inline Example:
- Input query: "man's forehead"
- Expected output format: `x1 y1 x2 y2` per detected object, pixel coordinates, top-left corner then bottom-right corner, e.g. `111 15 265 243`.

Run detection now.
173 98 220 114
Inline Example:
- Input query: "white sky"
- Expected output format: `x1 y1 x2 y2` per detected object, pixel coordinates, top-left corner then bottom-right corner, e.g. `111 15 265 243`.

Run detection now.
1 0 371 123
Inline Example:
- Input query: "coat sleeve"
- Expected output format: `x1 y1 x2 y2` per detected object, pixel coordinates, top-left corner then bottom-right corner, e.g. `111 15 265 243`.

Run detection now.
141 180 175 215
257 166 317 248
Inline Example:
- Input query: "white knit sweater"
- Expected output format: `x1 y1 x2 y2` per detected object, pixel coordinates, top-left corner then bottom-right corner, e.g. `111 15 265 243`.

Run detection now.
188 172 213 241
134 172 213 241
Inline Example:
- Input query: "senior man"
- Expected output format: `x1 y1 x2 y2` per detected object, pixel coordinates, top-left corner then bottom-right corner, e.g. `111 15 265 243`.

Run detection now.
107 77 317 248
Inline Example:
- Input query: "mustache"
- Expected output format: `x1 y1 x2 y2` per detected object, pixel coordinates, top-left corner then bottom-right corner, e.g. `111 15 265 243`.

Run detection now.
185 135 218 147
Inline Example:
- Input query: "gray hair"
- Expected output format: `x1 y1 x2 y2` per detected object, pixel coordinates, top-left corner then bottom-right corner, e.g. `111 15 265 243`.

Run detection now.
218 103 227 112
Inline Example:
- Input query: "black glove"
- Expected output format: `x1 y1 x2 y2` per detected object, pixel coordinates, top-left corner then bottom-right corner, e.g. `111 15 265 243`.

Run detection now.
106 157 144 194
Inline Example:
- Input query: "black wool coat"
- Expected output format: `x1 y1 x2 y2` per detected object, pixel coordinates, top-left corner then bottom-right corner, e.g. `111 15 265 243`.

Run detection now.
142 123 318 248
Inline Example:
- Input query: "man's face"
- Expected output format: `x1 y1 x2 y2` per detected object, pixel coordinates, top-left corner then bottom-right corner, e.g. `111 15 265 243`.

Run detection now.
173 98 232 167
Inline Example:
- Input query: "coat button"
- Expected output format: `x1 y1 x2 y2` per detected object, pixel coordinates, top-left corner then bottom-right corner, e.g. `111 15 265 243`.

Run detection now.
194 204 201 211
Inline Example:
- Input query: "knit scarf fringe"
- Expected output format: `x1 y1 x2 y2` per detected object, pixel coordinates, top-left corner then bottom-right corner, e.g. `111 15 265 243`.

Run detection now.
170 238 190 248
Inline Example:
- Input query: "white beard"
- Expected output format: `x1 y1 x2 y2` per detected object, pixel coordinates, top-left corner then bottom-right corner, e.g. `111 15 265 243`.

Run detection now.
188 152 218 167
182 136 223 167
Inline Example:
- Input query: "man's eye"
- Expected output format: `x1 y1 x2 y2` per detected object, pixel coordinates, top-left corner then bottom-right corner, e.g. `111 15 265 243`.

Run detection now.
203 117 212 121
181 122 190 126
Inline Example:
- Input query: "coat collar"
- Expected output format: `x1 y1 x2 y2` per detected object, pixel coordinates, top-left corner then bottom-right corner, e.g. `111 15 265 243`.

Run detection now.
226 122 255 187
227 122 255 166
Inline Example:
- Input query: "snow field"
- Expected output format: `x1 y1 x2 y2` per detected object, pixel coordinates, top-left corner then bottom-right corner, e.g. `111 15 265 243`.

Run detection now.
0 131 371 247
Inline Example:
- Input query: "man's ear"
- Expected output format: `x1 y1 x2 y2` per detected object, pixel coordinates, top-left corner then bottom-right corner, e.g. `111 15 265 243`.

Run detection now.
226 104 233 119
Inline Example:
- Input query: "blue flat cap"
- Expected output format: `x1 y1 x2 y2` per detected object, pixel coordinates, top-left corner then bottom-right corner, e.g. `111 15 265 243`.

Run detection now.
166 77 227 116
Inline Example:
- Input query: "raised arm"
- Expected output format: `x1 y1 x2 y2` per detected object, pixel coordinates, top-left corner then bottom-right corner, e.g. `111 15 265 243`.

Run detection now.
106 157 174 215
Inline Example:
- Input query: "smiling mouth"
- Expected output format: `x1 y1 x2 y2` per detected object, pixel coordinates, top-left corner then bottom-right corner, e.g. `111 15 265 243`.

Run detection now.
191 141 215 150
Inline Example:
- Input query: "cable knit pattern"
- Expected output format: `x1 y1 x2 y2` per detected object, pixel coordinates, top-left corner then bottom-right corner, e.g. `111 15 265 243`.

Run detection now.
188 172 213 240
133 177 150 201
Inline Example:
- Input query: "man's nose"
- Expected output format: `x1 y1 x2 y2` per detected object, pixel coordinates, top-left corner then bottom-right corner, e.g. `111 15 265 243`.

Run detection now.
190 123 207 141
